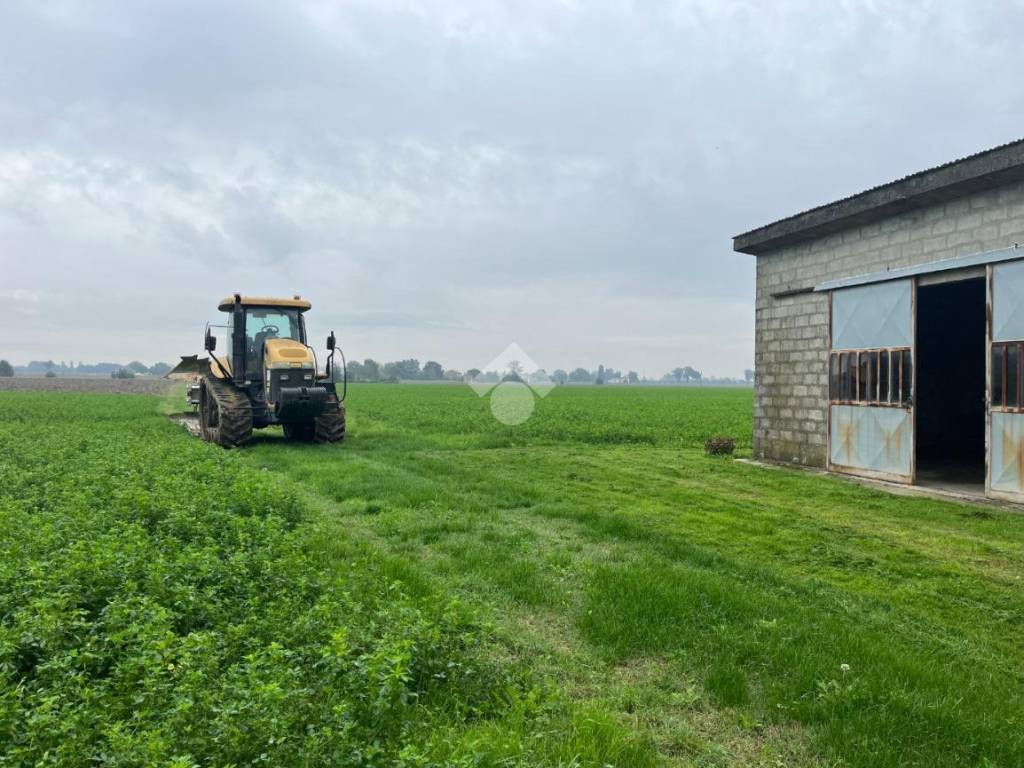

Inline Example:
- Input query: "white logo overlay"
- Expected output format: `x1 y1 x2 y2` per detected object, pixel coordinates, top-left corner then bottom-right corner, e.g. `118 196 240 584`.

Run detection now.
467 343 555 425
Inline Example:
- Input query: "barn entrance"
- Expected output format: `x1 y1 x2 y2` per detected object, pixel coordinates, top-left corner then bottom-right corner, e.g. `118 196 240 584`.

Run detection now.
824 250 1024 502
914 277 986 493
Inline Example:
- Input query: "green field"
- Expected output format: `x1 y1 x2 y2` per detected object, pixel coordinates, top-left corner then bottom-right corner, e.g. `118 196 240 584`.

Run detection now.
3 384 1024 767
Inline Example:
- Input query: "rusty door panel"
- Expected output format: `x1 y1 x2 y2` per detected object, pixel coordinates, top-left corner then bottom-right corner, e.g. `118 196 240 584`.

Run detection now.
828 278 915 484
990 412 1024 499
830 404 913 482
988 260 1024 502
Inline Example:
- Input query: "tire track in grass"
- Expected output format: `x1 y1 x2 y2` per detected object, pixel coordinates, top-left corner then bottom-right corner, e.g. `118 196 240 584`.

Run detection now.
568 447 1024 667
247 440 825 767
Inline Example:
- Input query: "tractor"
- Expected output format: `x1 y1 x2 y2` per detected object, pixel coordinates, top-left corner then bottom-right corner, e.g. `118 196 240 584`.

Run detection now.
170 294 345 447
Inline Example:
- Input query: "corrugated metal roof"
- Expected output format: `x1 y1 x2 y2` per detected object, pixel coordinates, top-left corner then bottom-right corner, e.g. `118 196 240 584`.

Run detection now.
734 137 1024 255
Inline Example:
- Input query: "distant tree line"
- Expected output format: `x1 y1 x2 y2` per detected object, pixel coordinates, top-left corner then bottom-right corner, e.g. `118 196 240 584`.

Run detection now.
342 359 752 386
0 356 753 386
4 360 173 377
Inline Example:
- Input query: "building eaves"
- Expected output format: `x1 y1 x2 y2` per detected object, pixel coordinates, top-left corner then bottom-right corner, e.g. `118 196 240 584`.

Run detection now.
733 138 1024 256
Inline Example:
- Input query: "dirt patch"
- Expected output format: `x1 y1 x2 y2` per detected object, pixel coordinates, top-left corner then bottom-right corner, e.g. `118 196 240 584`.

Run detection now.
169 412 202 437
0 376 176 396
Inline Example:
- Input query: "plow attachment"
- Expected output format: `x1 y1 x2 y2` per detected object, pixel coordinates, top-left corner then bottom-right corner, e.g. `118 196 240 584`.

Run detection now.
165 355 207 437
166 355 212 379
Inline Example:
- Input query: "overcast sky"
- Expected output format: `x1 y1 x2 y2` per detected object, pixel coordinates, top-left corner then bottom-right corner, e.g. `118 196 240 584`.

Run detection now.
3 1 1023 377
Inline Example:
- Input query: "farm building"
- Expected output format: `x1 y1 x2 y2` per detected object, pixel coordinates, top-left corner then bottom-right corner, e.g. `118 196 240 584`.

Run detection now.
734 139 1024 502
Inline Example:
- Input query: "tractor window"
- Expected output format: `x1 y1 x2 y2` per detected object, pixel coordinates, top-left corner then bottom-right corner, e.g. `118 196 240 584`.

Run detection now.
245 309 303 346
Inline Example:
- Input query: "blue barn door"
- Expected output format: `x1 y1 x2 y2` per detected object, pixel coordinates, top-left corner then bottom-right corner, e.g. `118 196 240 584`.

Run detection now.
987 260 1024 501
828 279 915 483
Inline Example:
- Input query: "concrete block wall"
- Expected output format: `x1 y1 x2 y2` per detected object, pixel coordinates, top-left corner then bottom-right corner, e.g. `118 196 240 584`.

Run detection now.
754 179 1024 466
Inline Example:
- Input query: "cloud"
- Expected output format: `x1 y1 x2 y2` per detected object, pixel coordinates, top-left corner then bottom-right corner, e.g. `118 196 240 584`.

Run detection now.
2 0 1023 373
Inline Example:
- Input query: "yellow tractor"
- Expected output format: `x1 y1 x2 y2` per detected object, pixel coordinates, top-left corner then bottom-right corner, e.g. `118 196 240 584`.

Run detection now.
170 294 345 447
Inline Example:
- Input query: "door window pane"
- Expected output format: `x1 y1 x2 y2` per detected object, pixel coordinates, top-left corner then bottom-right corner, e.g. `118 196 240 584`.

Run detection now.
901 349 913 405
839 353 850 400
891 350 901 404
867 352 878 403
879 351 889 403
1009 344 1019 408
993 344 1005 407
858 352 869 401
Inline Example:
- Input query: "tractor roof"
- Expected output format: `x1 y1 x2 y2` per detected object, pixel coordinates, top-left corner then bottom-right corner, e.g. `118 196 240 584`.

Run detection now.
218 295 312 312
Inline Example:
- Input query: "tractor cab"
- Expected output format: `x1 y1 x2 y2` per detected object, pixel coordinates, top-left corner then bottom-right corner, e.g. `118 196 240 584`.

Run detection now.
209 295 326 421
215 295 313 384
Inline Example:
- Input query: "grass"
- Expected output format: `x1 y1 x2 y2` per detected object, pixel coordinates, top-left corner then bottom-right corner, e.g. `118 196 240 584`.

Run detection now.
0 392 656 766
349 383 753 449
4 383 1024 766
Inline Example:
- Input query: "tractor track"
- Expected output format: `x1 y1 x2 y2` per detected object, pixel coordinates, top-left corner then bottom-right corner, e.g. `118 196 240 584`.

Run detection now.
200 374 253 447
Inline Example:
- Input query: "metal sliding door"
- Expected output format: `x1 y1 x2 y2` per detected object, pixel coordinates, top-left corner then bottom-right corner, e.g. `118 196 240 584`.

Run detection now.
828 279 915 483
987 260 1024 501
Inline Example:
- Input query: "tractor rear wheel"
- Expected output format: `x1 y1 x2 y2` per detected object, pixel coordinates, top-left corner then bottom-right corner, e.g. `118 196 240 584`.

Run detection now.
313 393 346 443
198 376 253 448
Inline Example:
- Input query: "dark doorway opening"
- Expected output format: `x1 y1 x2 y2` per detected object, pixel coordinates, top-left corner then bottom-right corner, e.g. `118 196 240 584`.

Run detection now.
915 277 986 492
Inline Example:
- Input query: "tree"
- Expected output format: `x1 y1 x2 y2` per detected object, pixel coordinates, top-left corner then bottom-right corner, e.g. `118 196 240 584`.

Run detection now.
568 367 591 383
443 369 463 381
527 368 550 385
383 359 421 380
670 367 685 383
345 360 365 381
595 364 605 385
126 360 149 374
744 368 755 383
465 368 482 381
362 359 381 382
626 370 639 384
421 361 444 380
45 370 57 378
682 366 702 382
551 369 568 385
149 362 172 376
111 367 135 379
0 360 13 377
